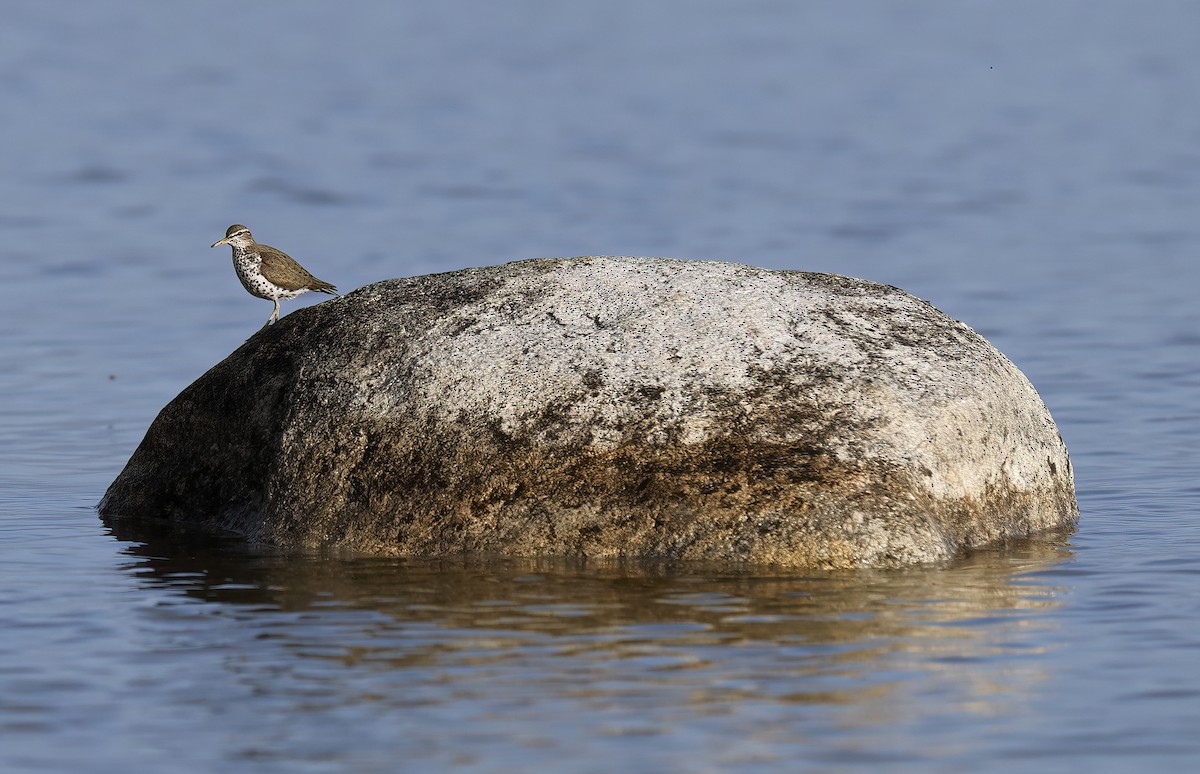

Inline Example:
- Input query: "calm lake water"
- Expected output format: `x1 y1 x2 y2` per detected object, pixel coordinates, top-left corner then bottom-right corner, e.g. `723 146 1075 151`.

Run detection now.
4 2 1200 771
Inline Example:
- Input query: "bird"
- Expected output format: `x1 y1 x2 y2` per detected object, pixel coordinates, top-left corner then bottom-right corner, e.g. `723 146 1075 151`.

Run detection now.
211 224 339 327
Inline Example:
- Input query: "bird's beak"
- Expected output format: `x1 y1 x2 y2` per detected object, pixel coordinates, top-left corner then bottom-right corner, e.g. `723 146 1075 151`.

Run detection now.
211 237 231 248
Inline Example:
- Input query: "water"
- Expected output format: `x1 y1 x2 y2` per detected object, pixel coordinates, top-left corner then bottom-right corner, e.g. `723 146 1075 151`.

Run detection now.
3 2 1200 771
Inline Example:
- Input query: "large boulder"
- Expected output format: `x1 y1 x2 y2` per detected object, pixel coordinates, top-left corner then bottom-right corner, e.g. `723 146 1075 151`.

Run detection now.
99 256 1078 568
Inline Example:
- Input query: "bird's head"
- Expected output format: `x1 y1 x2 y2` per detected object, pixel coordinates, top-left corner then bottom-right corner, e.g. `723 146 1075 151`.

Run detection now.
211 224 254 249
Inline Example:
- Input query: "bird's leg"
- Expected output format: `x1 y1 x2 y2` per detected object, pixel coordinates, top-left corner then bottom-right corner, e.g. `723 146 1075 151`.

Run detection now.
262 300 279 328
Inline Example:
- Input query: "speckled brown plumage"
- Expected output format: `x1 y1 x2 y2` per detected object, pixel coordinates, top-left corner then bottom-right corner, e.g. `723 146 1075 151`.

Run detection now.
211 224 338 327
257 244 337 294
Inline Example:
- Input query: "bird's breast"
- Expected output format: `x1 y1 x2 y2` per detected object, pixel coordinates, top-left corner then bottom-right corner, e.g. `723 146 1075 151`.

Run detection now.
232 253 275 300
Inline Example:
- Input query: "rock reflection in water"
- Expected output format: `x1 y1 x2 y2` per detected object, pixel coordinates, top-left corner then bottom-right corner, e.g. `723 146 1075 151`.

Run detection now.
104 518 1073 764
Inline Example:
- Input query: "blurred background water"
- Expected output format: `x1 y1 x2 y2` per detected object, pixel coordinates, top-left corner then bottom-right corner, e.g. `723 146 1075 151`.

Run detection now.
3 1 1199 771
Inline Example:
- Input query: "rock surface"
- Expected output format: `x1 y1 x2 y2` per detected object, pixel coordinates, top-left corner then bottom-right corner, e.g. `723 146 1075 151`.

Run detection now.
99 256 1078 568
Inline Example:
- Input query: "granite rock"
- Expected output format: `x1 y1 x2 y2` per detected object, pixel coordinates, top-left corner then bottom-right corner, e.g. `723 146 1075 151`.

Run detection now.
99 256 1078 567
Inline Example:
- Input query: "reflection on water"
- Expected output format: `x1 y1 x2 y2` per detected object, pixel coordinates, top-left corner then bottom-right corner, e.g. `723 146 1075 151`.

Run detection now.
101 517 1074 768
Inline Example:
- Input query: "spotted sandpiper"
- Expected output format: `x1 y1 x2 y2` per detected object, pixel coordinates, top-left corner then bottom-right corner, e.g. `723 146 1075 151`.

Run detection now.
211 224 339 327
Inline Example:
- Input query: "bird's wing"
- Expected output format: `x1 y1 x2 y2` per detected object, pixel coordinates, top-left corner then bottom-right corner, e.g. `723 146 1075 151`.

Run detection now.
258 245 318 290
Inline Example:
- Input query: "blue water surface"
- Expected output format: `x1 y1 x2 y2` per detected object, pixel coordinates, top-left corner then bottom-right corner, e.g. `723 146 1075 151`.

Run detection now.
3 2 1200 772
